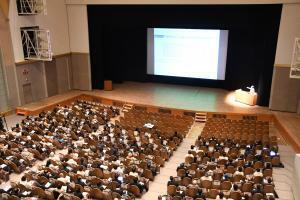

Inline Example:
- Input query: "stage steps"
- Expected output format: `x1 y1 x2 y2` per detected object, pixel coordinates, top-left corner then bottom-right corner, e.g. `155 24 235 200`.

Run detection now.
122 103 134 112
195 112 207 123
16 109 28 116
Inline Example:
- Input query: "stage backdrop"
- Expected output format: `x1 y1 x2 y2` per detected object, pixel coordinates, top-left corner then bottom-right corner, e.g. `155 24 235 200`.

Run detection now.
87 5 282 106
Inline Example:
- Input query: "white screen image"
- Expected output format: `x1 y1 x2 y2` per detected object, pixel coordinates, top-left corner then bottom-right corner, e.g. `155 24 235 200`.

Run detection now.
147 28 228 80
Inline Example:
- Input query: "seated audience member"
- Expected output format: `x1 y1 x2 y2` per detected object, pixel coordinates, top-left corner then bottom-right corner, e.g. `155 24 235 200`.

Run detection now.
194 188 206 199
231 183 242 193
167 176 178 187
216 192 227 200
253 168 263 177
233 167 244 177
200 172 213 182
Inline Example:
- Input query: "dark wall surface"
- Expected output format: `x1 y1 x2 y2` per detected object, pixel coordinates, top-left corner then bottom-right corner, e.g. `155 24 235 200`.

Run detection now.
88 5 282 106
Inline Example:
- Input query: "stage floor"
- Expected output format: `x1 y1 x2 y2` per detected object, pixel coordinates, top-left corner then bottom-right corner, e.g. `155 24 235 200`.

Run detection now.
87 82 270 114
16 81 300 151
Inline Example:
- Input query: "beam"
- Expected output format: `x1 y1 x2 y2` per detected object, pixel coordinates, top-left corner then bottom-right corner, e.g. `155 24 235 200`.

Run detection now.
66 0 300 5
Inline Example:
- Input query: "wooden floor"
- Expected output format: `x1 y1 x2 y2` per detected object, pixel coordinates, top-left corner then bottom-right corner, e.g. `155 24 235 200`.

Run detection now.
15 81 300 152
18 82 270 113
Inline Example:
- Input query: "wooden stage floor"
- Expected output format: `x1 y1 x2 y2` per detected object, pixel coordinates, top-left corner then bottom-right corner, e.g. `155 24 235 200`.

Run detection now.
16 81 300 152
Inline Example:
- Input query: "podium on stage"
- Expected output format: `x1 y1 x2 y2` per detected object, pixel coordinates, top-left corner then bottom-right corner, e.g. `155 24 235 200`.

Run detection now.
235 89 257 106
104 80 113 91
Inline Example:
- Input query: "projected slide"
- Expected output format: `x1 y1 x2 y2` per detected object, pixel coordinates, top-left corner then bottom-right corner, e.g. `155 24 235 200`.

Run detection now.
147 28 228 80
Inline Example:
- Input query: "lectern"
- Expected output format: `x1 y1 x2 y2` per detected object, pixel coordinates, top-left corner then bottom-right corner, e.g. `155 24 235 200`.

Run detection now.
235 89 257 106
104 80 113 91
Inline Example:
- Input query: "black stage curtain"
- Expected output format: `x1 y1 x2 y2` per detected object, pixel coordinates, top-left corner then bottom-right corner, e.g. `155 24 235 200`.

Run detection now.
88 5 282 106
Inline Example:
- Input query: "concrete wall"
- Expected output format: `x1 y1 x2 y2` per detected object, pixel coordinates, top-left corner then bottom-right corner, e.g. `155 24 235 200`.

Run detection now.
270 3 300 113
9 0 70 62
15 54 74 105
66 4 91 91
56 56 73 93
67 5 90 53
71 53 92 90
0 9 20 109
16 62 47 105
6 0 91 106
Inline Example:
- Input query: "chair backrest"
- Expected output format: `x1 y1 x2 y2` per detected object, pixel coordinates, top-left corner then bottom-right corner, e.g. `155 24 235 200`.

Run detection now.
144 168 154 181
89 188 103 199
173 196 183 200
263 169 272 177
242 182 253 192
253 176 263 184
129 185 141 198
181 177 192 187
230 191 242 200
167 185 177 196
263 184 274 194
177 169 186 177
112 192 122 199
252 193 264 200
271 156 280 166
221 181 232 190
208 189 219 198
244 167 254 175
32 186 47 199
254 161 263 169
201 180 212 189
186 186 198 198
233 174 244 182
185 156 194 164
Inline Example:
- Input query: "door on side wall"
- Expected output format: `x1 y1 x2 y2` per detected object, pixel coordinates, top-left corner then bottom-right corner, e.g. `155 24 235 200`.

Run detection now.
0 48 10 112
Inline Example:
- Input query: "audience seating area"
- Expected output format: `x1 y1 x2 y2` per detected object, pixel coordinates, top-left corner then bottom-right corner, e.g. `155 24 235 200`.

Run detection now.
0 100 193 199
163 118 282 200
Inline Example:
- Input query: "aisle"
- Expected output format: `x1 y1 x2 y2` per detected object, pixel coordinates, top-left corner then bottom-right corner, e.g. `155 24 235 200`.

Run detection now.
142 123 204 200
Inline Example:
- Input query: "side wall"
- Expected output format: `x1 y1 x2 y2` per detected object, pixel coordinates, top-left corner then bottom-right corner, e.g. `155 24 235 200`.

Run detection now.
66 5 92 91
270 3 300 113
0 9 20 110
9 0 70 62
7 1 91 106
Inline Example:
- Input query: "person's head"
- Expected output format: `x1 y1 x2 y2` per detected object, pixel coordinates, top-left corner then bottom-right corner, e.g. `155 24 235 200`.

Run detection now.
170 176 174 181
53 190 60 199
256 184 262 190
238 167 243 172
21 176 26 182
233 184 239 191
268 177 272 184
256 168 260 172
191 145 195 149
219 192 224 198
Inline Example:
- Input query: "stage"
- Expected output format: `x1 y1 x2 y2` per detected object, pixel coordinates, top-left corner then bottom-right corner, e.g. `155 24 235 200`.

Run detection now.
15 81 300 152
